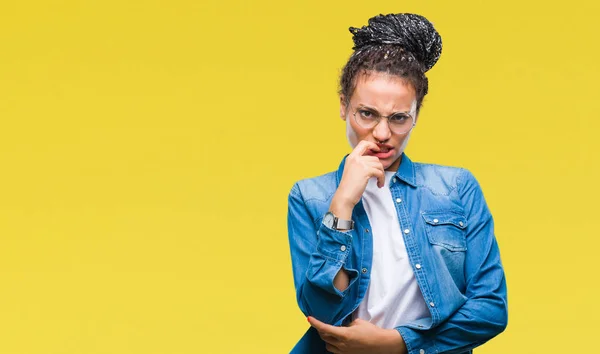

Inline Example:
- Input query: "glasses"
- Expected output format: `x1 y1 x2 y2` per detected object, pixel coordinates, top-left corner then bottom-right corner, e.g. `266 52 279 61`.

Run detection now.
349 103 416 135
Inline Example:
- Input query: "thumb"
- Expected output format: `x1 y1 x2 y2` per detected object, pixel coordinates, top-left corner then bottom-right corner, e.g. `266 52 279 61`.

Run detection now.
307 316 327 331
308 316 345 337
349 318 364 326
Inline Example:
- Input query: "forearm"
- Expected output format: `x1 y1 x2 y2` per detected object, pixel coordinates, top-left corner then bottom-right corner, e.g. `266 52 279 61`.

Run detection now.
396 295 507 354
330 192 354 292
297 259 358 324
297 218 358 323
289 184 361 325
333 267 350 292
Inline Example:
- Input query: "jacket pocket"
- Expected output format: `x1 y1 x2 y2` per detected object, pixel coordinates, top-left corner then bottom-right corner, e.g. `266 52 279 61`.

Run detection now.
422 211 467 252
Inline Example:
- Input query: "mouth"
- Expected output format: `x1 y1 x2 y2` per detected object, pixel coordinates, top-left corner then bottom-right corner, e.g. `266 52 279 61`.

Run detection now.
368 147 394 159
369 147 390 153
370 143 393 154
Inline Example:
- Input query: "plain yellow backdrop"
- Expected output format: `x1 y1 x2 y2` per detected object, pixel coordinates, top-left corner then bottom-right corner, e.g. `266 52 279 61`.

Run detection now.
1 0 599 353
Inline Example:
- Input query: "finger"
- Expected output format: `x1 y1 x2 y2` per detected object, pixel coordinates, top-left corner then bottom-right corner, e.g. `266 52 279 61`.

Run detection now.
362 155 381 164
369 166 385 188
319 331 341 345
325 342 341 353
308 316 345 338
364 159 385 170
362 159 384 183
370 159 385 187
307 316 328 332
377 168 385 188
351 140 380 157
319 333 343 352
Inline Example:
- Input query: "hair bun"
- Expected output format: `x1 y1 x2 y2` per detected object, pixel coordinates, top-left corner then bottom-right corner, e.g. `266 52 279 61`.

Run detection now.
349 13 442 72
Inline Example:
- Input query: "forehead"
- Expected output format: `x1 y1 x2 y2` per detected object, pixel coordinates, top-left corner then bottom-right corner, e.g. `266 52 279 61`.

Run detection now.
352 71 416 110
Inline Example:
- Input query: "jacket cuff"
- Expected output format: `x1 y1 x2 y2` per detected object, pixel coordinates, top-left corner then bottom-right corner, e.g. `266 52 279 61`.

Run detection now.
316 221 353 262
396 326 439 354
305 222 358 297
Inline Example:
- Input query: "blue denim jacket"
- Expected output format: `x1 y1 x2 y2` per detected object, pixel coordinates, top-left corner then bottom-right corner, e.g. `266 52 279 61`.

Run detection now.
287 153 507 354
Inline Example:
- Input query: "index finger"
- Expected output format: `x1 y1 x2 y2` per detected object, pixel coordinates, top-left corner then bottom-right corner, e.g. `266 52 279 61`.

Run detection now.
307 316 345 338
350 140 380 157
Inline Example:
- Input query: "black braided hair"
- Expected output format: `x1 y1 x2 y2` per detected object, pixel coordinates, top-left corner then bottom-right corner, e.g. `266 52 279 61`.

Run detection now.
339 13 443 116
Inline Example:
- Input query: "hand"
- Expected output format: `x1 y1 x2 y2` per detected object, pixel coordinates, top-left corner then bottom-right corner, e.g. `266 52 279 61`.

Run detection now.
334 140 386 209
308 316 407 354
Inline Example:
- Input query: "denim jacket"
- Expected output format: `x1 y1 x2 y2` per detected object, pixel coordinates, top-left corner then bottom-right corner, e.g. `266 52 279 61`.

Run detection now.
287 153 508 354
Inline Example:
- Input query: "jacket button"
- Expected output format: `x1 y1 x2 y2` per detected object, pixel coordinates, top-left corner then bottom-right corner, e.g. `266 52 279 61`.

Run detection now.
365 228 369 233
362 268 368 273
395 198 402 203
415 263 422 269
340 245 346 251
429 302 435 307
420 350 425 354
433 219 439 223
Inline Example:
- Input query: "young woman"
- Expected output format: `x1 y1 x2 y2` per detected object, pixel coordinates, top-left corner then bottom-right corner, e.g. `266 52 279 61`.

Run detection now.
287 13 508 354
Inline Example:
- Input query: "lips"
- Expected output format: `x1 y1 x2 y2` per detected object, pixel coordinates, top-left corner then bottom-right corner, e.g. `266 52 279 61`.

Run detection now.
369 148 390 154
372 149 394 159
367 145 394 159
374 143 393 153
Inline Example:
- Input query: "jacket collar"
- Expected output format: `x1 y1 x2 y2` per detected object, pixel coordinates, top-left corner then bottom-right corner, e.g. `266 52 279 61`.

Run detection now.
336 152 417 188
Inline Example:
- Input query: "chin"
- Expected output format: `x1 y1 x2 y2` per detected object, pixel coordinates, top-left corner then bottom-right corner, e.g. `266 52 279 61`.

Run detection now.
380 159 393 168
383 154 402 170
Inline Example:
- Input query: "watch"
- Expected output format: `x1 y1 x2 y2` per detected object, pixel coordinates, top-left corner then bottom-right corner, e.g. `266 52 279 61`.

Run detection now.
322 211 354 231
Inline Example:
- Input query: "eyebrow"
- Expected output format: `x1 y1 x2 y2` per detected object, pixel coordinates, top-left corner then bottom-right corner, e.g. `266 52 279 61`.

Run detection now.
356 104 411 115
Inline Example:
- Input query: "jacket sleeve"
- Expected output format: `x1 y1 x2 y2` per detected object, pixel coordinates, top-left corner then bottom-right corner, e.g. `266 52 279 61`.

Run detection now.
395 169 508 354
287 182 360 325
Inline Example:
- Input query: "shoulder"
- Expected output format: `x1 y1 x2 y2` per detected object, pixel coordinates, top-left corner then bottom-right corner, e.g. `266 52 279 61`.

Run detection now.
289 170 338 203
412 160 477 196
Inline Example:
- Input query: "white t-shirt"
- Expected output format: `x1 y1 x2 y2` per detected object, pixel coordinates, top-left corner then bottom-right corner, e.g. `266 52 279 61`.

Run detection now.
353 171 431 329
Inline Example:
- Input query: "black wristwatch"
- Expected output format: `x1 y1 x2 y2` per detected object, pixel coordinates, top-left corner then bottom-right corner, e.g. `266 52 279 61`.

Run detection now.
322 211 354 231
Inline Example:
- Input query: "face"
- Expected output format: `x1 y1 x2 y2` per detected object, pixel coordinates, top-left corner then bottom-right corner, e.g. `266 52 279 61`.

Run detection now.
340 71 418 172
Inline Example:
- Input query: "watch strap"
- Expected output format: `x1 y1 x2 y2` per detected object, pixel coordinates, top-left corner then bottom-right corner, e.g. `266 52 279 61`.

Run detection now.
333 216 354 230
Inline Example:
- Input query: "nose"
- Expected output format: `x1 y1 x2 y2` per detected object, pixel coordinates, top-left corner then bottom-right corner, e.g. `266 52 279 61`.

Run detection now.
373 118 392 142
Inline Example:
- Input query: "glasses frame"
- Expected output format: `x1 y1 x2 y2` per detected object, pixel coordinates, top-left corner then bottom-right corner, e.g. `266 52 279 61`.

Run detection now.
348 103 417 135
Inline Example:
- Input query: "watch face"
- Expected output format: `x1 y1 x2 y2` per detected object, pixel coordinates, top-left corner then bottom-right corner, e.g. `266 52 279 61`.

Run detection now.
323 212 334 228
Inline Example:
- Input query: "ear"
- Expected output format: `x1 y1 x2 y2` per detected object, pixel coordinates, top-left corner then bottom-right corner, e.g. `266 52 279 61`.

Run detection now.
339 95 347 121
411 100 419 125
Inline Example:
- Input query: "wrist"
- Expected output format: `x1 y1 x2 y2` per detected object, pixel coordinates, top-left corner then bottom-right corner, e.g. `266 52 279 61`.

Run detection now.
330 193 355 220
384 329 407 354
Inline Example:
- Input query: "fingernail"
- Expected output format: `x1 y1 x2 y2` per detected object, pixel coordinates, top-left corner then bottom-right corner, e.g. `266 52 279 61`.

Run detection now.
307 316 311 322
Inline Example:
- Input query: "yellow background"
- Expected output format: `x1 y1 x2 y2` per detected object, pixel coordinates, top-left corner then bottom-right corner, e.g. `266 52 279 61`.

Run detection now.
1 0 598 353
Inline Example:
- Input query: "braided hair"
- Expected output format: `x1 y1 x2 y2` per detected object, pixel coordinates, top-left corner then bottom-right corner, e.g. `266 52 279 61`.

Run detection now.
339 13 443 116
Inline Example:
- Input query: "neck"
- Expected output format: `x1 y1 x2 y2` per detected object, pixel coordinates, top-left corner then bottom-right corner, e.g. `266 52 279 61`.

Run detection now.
385 155 402 172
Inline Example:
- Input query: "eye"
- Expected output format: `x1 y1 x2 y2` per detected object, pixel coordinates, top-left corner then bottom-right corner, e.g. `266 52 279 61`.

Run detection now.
389 113 411 123
358 109 377 120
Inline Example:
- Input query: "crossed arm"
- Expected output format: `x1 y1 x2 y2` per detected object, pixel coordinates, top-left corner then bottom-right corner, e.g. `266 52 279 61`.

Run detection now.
288 169 507 354
308 316 407 354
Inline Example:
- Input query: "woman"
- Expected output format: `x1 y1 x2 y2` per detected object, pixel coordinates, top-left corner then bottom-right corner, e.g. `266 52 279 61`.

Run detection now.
287 13 508 354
